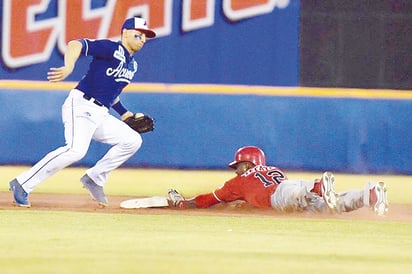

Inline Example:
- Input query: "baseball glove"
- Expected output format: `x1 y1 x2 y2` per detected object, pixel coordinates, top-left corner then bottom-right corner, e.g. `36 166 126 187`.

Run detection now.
123 113 154 133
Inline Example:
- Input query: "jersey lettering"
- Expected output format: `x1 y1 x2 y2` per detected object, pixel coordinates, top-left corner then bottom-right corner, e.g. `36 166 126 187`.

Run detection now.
106 62 136 83
242 165 280 177
267 170 286 184
254 170 285 187
113 47 127 63
254 173 274 187
106 47 137 83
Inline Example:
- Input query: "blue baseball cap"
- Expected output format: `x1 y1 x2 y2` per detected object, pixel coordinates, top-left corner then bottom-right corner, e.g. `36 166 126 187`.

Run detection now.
122 17 156 38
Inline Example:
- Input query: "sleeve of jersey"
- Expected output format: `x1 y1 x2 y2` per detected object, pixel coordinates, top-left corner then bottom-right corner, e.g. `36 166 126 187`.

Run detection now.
78 39 88 55
194 193 220 208
194 178 242 208
78 39 111 57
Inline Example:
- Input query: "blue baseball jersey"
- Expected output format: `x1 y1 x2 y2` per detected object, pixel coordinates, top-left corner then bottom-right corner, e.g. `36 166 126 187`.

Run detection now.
75 39 138 108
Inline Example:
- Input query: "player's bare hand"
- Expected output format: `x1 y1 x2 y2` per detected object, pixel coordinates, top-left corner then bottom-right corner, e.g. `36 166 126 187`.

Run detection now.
47 66 73 82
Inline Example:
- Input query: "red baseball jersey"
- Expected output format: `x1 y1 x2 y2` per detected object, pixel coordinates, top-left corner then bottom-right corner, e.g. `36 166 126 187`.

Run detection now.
213 165 288 209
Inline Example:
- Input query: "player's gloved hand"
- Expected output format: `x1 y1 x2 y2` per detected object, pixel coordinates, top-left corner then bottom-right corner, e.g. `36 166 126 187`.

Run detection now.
121 111 154 133
168 189 186 208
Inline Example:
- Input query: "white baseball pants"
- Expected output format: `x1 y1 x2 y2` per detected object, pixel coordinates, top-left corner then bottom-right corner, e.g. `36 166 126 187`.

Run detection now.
270 179 325 212
17 89 142 193
270 179 376 213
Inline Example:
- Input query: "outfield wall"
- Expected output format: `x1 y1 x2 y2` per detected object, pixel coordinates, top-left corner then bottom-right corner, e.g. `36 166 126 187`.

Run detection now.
1 82 412 175
0 1 299 86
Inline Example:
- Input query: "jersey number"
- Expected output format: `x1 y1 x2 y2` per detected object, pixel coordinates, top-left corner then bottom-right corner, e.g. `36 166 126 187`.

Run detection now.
254 171 285 187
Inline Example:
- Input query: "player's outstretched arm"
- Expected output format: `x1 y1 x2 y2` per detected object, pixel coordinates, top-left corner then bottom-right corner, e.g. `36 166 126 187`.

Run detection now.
47 40 82 82
193 193 220 208
168 189 221 209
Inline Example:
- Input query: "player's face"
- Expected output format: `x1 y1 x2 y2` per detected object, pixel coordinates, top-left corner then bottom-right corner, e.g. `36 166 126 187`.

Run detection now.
124 29 146 53
235 162 254 175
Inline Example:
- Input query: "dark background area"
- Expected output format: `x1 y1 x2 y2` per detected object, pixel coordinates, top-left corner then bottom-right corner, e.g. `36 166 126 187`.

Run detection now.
300 0 412 89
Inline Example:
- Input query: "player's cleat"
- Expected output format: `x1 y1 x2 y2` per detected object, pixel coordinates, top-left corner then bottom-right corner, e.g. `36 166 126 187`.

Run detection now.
369 181 388 216
80 174 108 207
9 179 31 207
320 171 338 210
168 189 185 208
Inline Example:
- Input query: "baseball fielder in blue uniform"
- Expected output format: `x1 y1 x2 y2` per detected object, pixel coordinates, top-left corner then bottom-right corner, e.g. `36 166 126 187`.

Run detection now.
9 17 156 207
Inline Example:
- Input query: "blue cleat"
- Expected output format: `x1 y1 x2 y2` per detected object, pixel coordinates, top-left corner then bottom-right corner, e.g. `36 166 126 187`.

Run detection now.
80 174 108 207
9 179 31 207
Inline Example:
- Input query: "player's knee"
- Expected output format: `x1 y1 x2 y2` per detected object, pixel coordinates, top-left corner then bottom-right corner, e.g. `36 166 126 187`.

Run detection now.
66 147 88 162
122 132 142 153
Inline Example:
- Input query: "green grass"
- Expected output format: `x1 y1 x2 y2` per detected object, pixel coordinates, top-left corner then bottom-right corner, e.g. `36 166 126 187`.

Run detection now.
1 166 412 273
1 211 411 274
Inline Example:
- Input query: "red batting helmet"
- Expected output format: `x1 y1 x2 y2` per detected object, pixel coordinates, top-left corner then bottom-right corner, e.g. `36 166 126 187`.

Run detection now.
228 146 266 168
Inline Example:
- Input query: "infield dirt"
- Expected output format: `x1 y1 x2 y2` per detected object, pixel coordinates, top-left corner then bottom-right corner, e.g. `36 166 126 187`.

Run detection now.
1 192 411 222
